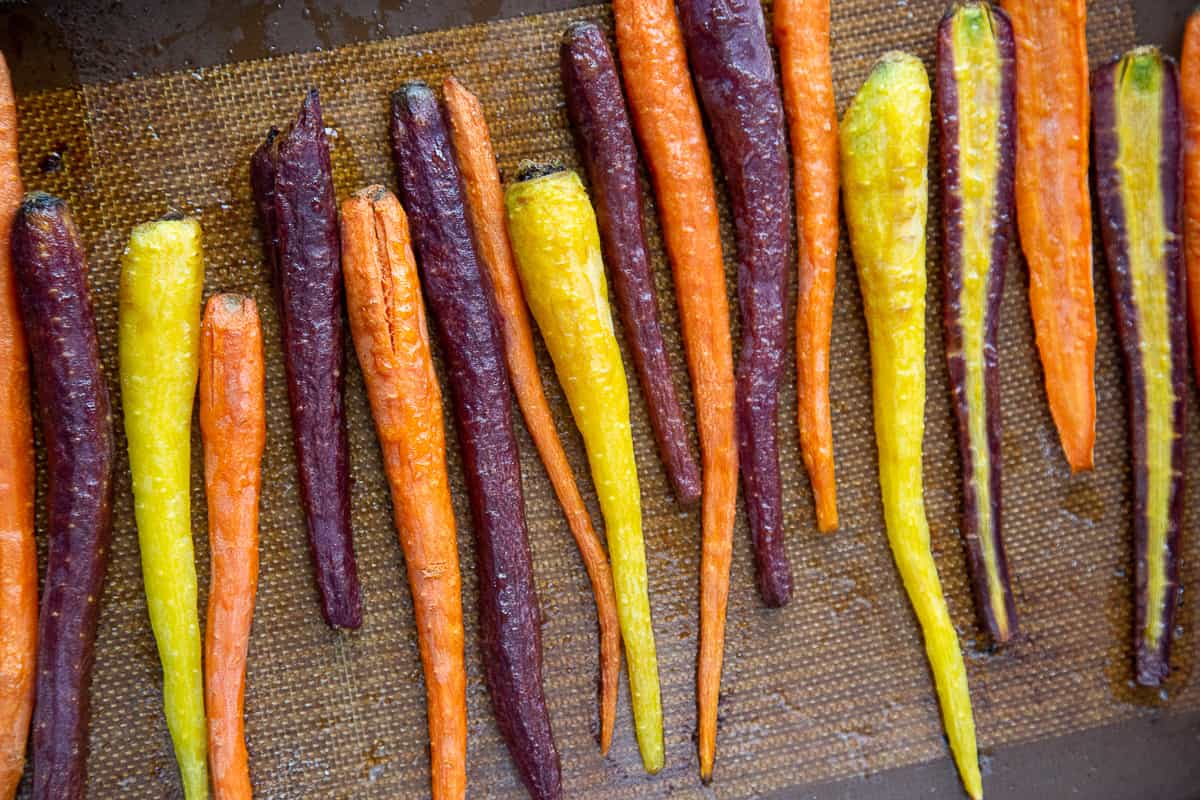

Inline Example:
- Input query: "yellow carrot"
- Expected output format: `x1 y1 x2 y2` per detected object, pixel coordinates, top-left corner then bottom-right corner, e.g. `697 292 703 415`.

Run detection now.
840 53 982 800
120 217 208 800
505 165 664 774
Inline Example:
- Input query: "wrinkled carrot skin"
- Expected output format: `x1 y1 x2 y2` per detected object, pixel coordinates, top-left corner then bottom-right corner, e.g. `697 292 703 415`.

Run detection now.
611 0 738 782
201 295 265 800
1182 14 1200 381
774 0 839 533
0 53 35 800
841 53 981 800
1001 0 1096 472
560 21 703 507
340 187 468 800
441 76 619 754
12 194 115 800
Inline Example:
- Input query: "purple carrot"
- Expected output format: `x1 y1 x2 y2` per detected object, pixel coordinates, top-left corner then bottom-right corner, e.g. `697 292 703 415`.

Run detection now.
11 193 115 800
935 1 1020 645
1092 47 1187 687
390 81 562 800
250 89 361 629
560 20 702 506
677 0 793 607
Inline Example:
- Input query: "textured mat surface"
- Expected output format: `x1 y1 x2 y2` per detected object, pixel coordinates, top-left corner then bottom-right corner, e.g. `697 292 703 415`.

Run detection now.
11 0 1196 797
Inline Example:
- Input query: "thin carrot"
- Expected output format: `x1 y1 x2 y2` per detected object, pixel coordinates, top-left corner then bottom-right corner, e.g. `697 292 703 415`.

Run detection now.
441 75 620 754
201 294 265 800
611 0 737 782
0 51 36 800
774 0 839 533
340 186 467 800
1000 0 1096 472
1181 12 1200 380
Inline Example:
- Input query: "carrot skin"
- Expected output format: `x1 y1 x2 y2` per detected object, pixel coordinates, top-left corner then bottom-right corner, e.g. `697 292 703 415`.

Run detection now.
391 82 562 800
250 89 361 629
441 75 620 755
1182 13 1200 382
773 0 839 533
1092 49 1187 687
1001 0 1096 472
201 295 265 800
611 0 738 782
936 2 1020 645
11 193 115 800
0 52 36 800
560 21 702 507
677 0 794 609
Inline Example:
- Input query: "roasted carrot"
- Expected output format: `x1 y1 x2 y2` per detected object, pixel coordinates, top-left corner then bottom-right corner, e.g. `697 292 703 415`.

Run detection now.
506 165 664 774
611 0 738 781
340 186 467 800
773 0 839 533
1181 13 1200 380
12 193 115 800
1093 48 1186 687
560 21 703 507
120 217 209 800
678 0 794 611
1000 0 1096 472
936 1 1020 645
0 52 35 800
201 294 265 800
841 53 981 800
441 75 620 754
391 82 562 800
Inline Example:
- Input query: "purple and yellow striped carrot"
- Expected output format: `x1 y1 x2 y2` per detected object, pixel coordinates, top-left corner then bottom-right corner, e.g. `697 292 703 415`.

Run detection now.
936 1 1019 646
1092 46 1187 687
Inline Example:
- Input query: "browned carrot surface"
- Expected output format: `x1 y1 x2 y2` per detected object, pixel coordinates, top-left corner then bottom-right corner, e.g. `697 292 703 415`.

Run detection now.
0 50 35 800
774 0 839 532
612 0 738 782
1182 12 1200 381
201 294 266 800
340 186 467 800
1001 0 1096 471
442 75 619 754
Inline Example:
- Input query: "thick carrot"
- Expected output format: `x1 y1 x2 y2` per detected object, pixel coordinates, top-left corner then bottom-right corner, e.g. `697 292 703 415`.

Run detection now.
505 166 664 774
340 186 467 800
773 0 839 533
201 294 265 800
441 75 620 754
12 193 115 800
1000 0 1096 472
1182 13 1200 381
841 53 981 800
120 217 209 799
0 52 35 800
611 0 738 781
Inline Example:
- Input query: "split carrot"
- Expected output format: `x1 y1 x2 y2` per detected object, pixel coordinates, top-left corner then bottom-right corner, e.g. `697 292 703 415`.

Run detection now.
441 75 620 754
200 294 265 800
340 186 467 800
774 0 839 533
1000 0 1096 471
1181 12 1200 380
0 51 36 800
611 0 738 781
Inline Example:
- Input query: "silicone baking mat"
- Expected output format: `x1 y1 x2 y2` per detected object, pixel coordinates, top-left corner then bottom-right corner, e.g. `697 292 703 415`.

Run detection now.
11 0 1196 797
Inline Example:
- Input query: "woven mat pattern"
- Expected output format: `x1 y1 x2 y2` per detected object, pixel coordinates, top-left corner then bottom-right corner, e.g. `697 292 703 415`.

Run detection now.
11 0 1195 797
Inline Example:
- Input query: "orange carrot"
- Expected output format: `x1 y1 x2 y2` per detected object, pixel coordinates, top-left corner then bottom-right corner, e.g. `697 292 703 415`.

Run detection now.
1181 12 1200 380
1001 0 1096 471
0 51 36 800
442 74 620 754
340 186 467 800
612 0 738 781
774 0 839 532
200 294 265 800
